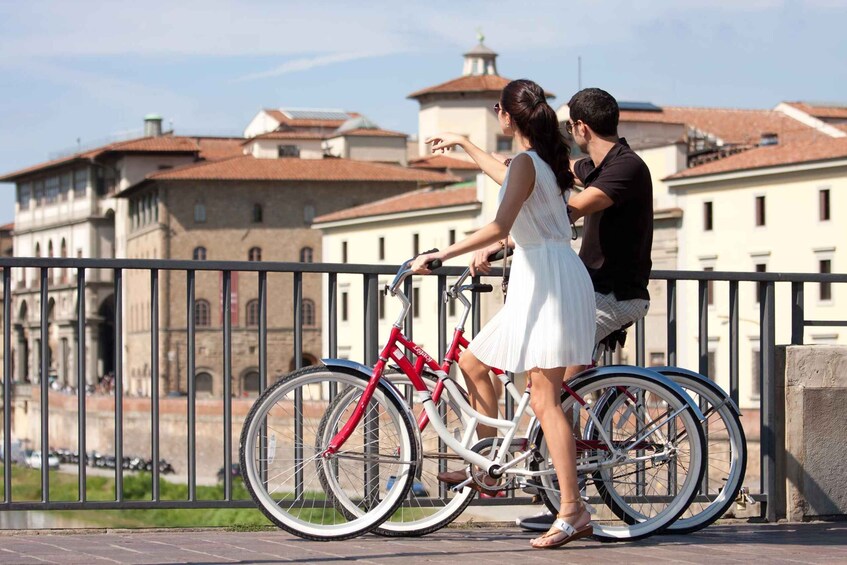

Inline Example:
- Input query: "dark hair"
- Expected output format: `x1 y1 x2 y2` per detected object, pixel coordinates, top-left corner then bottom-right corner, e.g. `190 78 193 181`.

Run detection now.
500 79 574 194
567 88 619 137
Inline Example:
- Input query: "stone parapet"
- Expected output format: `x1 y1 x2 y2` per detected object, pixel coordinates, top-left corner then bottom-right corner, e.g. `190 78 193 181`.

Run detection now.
783 345 847 521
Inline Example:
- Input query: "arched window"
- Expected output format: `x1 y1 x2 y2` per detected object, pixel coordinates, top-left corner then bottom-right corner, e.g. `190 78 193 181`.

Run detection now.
195 372 213 396
194 202 206 223
246 299 260 327
193 246 207 261
34 243 40 257
302 298 315 326
299 247 314 263
48 240 54 258
194 300 211 327
242 371 260 397
248 247 262 262
252 203 263 223
60 239 68 282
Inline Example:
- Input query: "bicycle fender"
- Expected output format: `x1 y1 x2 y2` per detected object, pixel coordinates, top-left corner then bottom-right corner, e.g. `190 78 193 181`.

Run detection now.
652 365 742 417
568 365 705 420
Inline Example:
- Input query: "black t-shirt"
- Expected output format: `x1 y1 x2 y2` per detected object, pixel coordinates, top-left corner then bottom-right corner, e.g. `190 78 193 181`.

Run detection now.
574 138 653 301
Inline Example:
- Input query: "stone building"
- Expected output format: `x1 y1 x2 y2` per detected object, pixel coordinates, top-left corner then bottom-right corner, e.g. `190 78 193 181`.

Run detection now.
0 117 243 388
117 152 455 397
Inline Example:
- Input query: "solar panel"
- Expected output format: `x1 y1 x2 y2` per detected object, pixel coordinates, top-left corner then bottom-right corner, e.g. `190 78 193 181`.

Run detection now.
281 108 352 121
618 101 662 112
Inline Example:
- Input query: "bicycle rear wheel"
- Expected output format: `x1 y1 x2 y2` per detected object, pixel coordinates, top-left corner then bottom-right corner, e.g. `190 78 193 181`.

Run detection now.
239 365 418 541
653 368 747 534
533 370 705 541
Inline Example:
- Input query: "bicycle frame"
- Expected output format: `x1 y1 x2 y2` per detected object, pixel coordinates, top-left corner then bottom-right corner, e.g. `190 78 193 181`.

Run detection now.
324 261 630 482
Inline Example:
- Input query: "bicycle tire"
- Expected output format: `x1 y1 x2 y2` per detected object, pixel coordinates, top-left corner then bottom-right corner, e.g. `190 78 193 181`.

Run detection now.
239 365 418 541
532 369 705 541
318 370 477 536
652 367 747 534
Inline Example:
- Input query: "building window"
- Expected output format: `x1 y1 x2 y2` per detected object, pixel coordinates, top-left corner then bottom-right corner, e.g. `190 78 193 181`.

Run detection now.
60 173 72 201
755 196 765 226
496 136 513 153
195 372 213 396
33 180 44 204
195 300 211 327
248 247 262 261
45 176 59 203
704 266 715 306
820 259 832 301
649 352 665 366
341 241 348 263
252 203 263 223
246 299 260 326
74 169 87 194
379 291 386 320
242 371 260 397
19 183 31 210
378 237 385 261
751 348 760 399
302 299 315 326
449 229 456 246
448 295 456 317
193 247 207 261
300 247 314 263
341 292 348 322
819 189 831 221
703 201 713 231
413 287 420 318
707 350 717 381
755 263 766 303
278 145 300 158
194 203 206 223
304 204 315 225
413 233 419 256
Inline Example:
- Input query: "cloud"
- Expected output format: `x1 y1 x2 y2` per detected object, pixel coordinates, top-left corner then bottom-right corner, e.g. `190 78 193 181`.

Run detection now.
234 51 390 82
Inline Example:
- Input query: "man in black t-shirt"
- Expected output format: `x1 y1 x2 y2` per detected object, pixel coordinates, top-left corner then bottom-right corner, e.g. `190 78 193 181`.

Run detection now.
565 88 653 376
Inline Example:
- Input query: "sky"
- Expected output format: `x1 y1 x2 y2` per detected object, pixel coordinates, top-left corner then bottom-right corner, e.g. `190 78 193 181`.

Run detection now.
0 0 845 224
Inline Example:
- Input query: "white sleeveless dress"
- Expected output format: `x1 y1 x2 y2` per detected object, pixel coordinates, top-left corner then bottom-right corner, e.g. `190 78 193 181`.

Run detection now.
468 151 596 373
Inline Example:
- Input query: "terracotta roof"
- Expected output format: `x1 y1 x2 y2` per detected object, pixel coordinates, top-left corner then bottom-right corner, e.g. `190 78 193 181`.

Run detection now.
243 131 328 144
409 154 481 170
194 137 245 161
667 136 847 180
0 222 13 231
619 106 809 146
331 128 408 138
314 183 478 223
263 109 360 129
142 155 459 184
784 102 847 120
0 135 223 182
408 75 555 100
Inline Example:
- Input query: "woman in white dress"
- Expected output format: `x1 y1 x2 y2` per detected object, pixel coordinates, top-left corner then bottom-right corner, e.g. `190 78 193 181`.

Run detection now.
410 79 596 549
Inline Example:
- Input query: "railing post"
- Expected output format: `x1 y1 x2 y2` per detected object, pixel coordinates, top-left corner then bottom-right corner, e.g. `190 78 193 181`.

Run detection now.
186 270 196 501
222 270 232 501
666 279 677 366
114 267 123 501
150 269 160 501
729 280 739 405
3 267 12 502
40 267 49 502
791 281 804 345
76 268 87 501
760 280 777 522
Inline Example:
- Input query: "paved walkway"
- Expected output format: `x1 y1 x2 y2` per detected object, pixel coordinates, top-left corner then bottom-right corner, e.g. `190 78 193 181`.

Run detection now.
0 522 845 564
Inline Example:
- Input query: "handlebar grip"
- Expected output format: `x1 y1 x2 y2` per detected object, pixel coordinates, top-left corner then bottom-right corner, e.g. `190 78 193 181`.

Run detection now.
471 284 493 293
488 247 515 262
427 258 442 270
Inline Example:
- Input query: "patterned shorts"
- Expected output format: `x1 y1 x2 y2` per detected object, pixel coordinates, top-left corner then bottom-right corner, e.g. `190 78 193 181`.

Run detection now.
594 292 650 345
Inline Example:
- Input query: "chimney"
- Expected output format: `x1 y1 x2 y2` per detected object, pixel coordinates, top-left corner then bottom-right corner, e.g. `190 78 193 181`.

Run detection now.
759 132 779 146
144 114 163 137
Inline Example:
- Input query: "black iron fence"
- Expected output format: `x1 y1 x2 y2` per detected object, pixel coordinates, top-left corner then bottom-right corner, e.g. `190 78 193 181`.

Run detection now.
0 257 845 521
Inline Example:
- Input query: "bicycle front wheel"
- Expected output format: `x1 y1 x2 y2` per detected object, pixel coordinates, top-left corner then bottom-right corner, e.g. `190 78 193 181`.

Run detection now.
534 370 705 541
239 365 418 541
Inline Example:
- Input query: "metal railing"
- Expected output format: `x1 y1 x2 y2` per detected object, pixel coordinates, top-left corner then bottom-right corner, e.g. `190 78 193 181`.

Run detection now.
0 257 844 521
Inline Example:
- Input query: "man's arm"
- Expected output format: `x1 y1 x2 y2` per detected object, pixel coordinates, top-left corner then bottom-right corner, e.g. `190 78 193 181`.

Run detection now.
567 187 614 222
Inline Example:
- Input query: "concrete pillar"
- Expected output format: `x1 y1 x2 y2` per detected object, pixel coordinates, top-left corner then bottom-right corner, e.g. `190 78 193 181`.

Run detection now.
783 345 847 521
85 324 99 386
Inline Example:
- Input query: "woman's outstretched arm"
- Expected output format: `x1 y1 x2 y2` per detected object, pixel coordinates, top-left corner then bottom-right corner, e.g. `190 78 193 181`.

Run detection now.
411 154 535 274
426 133 509 185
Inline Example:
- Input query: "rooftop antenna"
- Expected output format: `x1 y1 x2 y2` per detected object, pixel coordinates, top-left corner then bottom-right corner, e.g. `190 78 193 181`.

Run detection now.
476 27 485 44
578 56 582 91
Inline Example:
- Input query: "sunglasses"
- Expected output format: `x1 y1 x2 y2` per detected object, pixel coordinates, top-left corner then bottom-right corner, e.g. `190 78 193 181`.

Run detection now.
493 103 501 113
565 120 581 135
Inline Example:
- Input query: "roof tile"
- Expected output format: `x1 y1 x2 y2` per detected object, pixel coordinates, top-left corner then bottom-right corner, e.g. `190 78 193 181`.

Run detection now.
314 183 478 223
408 75 554 100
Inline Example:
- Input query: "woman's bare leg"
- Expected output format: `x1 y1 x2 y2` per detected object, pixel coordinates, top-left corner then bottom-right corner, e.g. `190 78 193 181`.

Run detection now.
458 350 498 439
528 366 591 547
